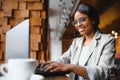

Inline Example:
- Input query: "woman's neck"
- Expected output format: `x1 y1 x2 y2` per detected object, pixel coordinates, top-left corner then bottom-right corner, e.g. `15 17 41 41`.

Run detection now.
83 31 96 46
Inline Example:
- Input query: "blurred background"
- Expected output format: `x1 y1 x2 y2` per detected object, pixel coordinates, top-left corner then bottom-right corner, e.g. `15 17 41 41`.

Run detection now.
0 0 120 79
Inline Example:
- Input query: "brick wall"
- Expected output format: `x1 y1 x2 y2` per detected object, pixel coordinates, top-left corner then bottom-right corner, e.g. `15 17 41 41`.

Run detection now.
0 0 49 64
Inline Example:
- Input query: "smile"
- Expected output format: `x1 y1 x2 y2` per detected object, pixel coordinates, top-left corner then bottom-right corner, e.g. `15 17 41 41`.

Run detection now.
78 27 85 32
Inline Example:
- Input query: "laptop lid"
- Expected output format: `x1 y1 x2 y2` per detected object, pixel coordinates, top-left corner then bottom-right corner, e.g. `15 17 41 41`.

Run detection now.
6 19 30 62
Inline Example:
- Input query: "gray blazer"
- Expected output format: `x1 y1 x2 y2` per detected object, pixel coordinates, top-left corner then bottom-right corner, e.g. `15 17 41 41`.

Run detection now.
57 30 116 80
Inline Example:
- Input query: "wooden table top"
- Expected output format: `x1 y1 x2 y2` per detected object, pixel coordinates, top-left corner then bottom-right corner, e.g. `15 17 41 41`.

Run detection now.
44 75 71 80
0 74 71 80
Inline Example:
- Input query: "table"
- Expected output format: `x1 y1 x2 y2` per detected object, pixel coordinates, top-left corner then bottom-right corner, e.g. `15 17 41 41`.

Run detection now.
45 75 71 80
0 74 71 80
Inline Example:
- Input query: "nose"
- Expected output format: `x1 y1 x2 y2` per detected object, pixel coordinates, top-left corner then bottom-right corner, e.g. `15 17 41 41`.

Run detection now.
76 21 82 26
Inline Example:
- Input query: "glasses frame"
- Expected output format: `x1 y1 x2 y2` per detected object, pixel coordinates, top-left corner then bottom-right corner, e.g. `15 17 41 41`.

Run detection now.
72 17 87 26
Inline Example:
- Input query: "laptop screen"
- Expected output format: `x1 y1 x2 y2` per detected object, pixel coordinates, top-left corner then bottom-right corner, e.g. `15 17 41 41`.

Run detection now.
6 19 29 62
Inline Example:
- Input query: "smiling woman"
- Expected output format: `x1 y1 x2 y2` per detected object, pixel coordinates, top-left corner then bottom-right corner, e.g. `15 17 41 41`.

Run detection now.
36 3 116 80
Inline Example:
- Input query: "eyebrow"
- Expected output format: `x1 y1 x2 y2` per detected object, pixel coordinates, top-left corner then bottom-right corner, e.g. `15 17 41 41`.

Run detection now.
74 16 87 20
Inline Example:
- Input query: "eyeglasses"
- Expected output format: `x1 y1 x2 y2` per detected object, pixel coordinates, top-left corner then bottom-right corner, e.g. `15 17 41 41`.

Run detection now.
72 17 87 26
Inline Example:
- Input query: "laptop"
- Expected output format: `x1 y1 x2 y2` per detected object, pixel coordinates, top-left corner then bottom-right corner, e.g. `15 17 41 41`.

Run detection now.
6 19 30 62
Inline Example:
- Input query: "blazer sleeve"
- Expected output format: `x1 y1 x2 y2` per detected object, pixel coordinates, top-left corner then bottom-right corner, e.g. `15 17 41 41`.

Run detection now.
85 35 116 80
56 38 79 63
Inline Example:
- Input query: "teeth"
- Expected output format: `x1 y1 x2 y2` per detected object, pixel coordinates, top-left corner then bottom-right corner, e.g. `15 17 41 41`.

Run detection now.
78 28 85 32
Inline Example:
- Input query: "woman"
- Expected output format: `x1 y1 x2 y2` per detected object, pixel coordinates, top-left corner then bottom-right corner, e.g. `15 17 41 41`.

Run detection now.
37 3 116 80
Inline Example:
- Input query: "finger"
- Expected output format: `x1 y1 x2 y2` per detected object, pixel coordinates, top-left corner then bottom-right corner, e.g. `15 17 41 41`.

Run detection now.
36 63 41 68
44 65 54 72
50 68 58 72
40 62 48 68
36 63 43 70
41 64 50 71
41 61 58 72
40 61 54 69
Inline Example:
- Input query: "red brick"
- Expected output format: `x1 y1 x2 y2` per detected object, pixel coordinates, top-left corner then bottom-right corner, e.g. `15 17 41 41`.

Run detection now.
0 17 4 25
0 10 3 17
27 2 43 10
30 40 39 51
0 17 8 25
40 27 43 34
30 34 41 51
0 34 5 42
9 18 24 27
34 3 43 10
30 17 41 26
0 42 5 52
30 11 40 17
13 10 29 18
41 11 46 19
38 51 45 61
2 25 11 33
30 26 40 34
2 1 18 9
19 2 26 9
16 0 40 2
30 34 41 42
0 51 3 60
3 18 8 25
0 26 2 34
41 0 44 3
0 1 1 9
30 51 37 59
3 9 12 17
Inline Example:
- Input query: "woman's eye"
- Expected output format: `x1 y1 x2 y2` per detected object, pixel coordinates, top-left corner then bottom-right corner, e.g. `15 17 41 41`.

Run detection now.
79 17 86 23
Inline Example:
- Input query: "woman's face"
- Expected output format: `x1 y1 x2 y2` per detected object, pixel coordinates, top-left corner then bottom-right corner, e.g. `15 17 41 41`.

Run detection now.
73 11 95 36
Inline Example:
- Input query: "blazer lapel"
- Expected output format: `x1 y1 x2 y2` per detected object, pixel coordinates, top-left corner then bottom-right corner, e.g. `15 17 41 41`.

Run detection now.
71 37 84 65
80 30 101 66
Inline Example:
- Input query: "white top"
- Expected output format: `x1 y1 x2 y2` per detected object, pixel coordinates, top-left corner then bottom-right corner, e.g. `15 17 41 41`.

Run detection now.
79 46 90 65
78 46 90 80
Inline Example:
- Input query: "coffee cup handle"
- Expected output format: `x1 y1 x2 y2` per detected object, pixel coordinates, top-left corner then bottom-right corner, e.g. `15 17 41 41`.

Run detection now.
0 63 8 76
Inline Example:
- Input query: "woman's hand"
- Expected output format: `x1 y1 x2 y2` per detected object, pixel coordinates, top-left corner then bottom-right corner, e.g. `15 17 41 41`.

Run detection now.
35 61 71 76
42 61 72 73
36 61 88 78
36 61 51 72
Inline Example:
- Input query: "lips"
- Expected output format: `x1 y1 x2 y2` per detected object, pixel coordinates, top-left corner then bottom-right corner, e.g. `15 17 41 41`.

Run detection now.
78 27 85 32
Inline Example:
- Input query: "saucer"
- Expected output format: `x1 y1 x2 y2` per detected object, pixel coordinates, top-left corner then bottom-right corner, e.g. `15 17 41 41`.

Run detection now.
0 76 8 80
30 74 44 80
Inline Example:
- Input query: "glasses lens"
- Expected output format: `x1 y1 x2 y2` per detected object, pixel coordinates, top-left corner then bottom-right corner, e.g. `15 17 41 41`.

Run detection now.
72 20 77 26
72 17 86 26
79 17 86 23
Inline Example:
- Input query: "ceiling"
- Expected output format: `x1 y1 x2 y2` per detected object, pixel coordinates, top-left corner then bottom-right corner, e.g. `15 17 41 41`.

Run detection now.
62 0 120 39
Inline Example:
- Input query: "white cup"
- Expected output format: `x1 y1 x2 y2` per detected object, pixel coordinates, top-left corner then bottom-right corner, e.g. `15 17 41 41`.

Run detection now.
0 58 37 80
